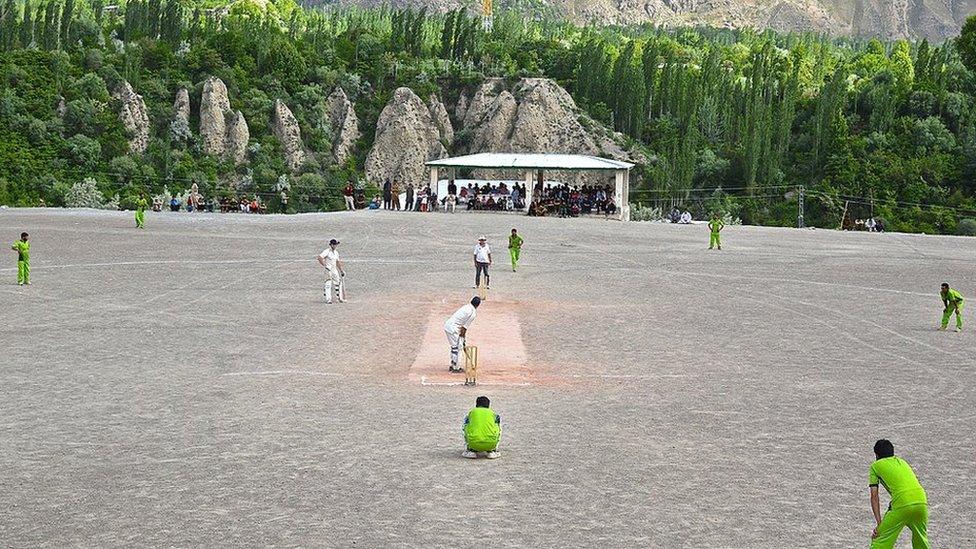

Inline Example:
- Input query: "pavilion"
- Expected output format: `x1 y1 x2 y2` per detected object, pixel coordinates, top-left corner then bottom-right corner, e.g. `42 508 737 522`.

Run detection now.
425 153 634 220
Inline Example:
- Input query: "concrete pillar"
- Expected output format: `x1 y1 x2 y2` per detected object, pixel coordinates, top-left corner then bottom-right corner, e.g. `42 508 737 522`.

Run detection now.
429 167 438 192
524 170 533 211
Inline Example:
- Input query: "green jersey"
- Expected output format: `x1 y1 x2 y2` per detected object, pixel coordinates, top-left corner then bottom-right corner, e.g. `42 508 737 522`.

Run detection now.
708 218 724 234
136 198 148 212
463 407 501 451
509 234 523 250
12 240 29 262
942 289 963 305
869 456 927 509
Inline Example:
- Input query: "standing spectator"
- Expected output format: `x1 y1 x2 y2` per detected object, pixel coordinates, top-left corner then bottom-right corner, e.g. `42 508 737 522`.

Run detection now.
473 236 492 290
383 179 392 210
392 180 402 211
11 232 30 285
406 183 415 212
280 189 289 213
448 179 457 199
343 183 355 211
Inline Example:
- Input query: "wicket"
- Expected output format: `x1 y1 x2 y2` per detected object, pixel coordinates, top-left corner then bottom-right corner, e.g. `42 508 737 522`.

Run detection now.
464 344 479 386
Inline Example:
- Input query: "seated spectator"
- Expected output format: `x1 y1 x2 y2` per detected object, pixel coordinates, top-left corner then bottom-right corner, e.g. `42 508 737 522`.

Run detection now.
239 198 249 213
170 197 181 212
680 210 692 224
446 193 457 213
368 194 381 209
605 198 617 218
152 197 163 212
486 196 496 210
669 207 682 223
206 197 217 213
250 198 261 213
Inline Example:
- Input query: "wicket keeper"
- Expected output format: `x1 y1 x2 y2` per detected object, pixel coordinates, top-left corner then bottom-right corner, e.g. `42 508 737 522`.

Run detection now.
462 395 500 459
869 439 929 549
708 212 724 250
508 228 523 272
939 283 963 332
445 296 480 372
317 239 346 303
11 232 30 285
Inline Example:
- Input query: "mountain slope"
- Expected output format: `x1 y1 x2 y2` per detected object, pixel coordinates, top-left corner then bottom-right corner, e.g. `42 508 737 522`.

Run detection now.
325 0 976 40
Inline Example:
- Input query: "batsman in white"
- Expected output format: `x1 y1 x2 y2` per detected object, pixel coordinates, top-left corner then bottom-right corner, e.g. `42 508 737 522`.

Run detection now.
317 238 346 303
445 296 481 373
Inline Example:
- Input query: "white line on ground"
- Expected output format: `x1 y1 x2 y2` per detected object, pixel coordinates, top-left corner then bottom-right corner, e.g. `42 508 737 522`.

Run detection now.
222 370 344 377
0 257 430 272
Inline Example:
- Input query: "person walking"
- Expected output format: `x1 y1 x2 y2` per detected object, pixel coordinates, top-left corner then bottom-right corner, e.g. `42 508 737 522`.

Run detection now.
708 212 724 250
280 189 289 213
382 179 392 210
406 183 415 212
317 239 346 304
135 195 148 229
868 439 929 549
939 282 964 332
343 183 355 211
473 236 491 290
461 395 501 459
11 232 30 285
508 228 523 272
444 296 480 372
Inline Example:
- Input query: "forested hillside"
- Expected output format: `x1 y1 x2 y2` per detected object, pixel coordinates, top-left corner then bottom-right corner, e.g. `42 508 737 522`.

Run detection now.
4 0 976 233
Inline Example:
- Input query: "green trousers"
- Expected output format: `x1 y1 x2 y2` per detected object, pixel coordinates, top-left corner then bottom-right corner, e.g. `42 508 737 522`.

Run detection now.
941 303 963 329
17 260 29 284
709 232 721 249
871 504 929 549
510 248 520 270
135 210 145 228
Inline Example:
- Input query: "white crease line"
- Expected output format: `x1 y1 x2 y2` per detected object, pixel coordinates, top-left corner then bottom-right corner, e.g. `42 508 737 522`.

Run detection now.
419 376 532 387
0 257 430 272
222 370 343 377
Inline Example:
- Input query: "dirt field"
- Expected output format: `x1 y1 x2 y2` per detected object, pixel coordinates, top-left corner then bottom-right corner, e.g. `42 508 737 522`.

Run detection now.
1 207 974 548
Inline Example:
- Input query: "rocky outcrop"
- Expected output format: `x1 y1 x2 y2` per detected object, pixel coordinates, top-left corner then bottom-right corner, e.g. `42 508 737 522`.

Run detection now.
365 87 446 186
114 81 150 154
225 110 250 165
428 94 454 146
199 77 249 163
458 78 632 161
170 88 192 143
455 94 469 122
326 87 359 166
200 77 230 156
273 99 307 173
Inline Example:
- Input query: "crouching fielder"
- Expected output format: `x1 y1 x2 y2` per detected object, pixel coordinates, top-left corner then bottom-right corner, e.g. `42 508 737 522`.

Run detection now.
445 296 481 372
317 238 346 303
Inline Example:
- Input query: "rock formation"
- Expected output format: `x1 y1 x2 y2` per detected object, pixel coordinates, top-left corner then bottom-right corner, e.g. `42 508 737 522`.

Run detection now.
428 94 454 146
459 78 631 161
170 88 192 143
200 77 231 156
225 110 250 166
198 77 249 164
273 99 307 173
365 87 446 186
325 87 360 166
114 81 150 154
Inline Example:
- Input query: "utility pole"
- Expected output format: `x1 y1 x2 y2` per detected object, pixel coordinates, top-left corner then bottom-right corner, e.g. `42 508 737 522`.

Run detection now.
797 185 805 228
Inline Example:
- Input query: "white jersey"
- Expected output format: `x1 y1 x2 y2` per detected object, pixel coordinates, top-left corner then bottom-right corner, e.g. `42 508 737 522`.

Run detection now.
474 244 491 263
319 248 340 271
444 304 477 333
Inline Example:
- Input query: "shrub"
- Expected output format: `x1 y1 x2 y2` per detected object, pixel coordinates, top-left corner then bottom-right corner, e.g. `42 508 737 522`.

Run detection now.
64 178 106 208
957 218 976 236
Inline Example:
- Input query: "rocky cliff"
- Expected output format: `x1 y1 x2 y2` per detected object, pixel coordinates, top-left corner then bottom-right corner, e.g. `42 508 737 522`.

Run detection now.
200 77 231 157
365 87 447 186
273 99 307 173
170 88 192 143
325 87 360 166
330 0 976 40
114 81 150 154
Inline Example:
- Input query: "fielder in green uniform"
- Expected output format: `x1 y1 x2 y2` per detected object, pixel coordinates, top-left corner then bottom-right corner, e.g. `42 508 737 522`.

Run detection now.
135 196 148 229
869 439 929 549
11 232 30 285
508 228 523 272
939 283 963 332
708 213 724 250
461 395 501 459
